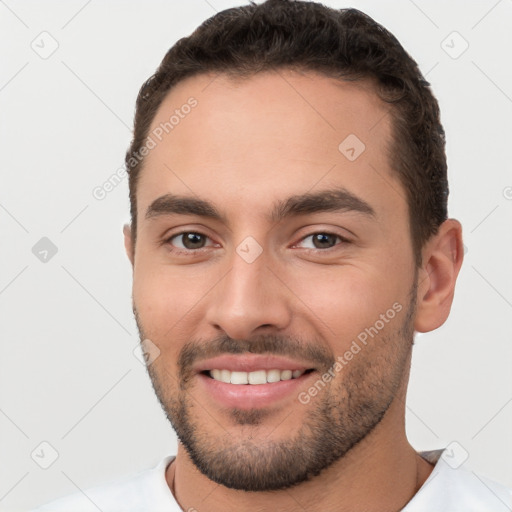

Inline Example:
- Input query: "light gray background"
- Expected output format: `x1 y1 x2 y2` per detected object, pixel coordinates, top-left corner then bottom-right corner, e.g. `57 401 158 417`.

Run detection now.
1 1 511 510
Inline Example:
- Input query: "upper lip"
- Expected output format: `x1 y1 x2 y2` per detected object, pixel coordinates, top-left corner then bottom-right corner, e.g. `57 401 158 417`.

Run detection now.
194 354 316 373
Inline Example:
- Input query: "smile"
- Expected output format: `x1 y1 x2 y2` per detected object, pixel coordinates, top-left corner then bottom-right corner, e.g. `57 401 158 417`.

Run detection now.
206 368 313 385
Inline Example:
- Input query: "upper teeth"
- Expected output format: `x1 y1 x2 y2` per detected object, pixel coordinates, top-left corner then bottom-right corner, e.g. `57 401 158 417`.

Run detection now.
209 369 306 385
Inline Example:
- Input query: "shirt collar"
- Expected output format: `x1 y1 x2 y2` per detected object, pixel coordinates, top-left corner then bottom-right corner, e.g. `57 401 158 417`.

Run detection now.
402 448 511 511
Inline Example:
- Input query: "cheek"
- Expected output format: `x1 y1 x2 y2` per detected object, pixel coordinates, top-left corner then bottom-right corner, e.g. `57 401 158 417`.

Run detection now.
286 263 406 348
132 262 211 343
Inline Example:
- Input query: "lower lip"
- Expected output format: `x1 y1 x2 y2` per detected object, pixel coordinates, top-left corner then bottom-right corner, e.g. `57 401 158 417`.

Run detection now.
197 371 316 410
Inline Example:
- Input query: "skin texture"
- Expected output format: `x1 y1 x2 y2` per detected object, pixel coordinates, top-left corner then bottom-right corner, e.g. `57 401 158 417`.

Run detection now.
124 70 464 512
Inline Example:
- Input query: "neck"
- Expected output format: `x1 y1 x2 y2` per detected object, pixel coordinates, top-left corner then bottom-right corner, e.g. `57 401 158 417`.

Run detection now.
165 397 434 512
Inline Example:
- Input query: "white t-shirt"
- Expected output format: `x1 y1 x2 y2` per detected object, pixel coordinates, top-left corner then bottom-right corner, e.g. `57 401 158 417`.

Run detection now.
31 448 512 511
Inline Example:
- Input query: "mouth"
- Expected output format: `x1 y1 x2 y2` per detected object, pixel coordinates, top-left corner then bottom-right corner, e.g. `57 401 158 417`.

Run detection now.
194 354 319 409
197 368 318 410
201 368 316 385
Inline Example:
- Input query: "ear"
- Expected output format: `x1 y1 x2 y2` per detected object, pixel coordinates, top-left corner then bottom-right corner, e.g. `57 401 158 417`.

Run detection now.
123 223 135 267
414 219 464 333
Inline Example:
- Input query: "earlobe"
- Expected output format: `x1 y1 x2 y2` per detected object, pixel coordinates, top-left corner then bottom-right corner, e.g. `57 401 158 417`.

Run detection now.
414 219 464 333
123 223 134 267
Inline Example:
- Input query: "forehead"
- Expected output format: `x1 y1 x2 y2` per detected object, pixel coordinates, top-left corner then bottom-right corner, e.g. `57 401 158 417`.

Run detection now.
137 70 406 225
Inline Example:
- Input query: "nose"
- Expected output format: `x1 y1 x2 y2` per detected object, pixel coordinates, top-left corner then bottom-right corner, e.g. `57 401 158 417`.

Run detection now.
205 250 293 340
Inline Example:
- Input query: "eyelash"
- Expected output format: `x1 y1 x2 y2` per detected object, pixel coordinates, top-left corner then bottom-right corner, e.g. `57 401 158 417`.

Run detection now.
163 231 351 255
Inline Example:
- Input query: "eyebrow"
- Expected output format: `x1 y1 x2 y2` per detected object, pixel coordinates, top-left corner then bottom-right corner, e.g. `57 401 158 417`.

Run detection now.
144 187 376 224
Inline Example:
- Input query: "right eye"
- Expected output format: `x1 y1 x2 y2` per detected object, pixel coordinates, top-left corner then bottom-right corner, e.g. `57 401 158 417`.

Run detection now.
165 232 216 251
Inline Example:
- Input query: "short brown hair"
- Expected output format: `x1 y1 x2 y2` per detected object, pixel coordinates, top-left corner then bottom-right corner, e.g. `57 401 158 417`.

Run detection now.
125 0 448 266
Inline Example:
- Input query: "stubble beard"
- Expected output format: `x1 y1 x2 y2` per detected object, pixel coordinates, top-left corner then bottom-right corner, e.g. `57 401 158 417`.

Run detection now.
136 284 417 491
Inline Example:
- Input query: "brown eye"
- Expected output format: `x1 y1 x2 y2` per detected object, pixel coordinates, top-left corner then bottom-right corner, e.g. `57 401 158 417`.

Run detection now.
181 233 206 249
168 232 212 250
295 232 350 251
311 233 338 249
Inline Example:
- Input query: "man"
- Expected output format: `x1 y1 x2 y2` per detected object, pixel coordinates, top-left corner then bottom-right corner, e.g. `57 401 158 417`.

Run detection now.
32 0 511 510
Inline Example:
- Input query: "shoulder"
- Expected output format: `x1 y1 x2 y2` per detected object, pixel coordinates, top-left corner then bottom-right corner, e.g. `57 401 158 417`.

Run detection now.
30 456 178 512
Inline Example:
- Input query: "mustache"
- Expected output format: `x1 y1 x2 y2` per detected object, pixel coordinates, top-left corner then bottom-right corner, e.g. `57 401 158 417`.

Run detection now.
178 333 335 383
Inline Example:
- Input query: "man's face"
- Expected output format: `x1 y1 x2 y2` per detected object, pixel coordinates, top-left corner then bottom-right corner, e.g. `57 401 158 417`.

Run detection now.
127 70 419 491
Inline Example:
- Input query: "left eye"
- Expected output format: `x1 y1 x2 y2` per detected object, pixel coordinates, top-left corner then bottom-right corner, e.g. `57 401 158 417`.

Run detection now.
167 232 214 250
297 233 346 249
